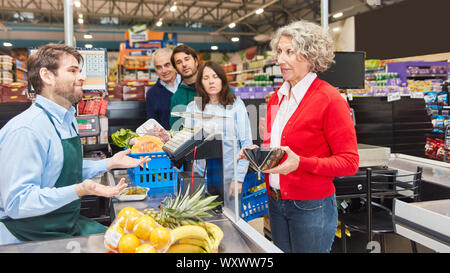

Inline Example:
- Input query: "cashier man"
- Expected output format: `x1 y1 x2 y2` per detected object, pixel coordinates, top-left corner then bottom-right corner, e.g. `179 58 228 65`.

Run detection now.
0 43 149 245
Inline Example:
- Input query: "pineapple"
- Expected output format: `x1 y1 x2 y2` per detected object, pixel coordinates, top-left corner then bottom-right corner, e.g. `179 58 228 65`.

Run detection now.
143 184 222 229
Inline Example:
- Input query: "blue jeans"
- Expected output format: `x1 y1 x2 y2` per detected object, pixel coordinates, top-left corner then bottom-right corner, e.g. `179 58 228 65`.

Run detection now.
268 194 338 253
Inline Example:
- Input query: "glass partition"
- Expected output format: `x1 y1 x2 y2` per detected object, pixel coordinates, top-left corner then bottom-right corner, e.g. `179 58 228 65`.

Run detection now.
176 110 240 222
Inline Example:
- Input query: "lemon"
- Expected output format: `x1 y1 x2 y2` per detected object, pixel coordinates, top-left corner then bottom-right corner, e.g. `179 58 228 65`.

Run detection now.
104 224 124 250
133 215 157 241
149 226 171 250
116 206 141 232
118 234 141 253
135 244 157 253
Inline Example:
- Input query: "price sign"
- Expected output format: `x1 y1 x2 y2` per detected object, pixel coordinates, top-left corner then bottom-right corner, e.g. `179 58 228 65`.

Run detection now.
410 92 424 99
28 47 108 93
387 92 401 102
347 93 353 101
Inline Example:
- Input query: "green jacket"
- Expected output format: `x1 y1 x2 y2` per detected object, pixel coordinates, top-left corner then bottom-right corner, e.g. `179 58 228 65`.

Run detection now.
169 82 197 129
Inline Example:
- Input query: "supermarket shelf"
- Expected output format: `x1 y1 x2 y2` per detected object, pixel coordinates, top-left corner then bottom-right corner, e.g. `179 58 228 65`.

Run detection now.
264 62 277 67
407 74 447 78
16 66 27 72
226 67 264 75
124 66 150 70
122 79 152 82
123 55 152 59
229 82 274 87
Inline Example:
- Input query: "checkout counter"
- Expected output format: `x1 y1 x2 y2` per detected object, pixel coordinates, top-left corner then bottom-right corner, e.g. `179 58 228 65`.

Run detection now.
344 144 450 252
0 143 448 253
0 169 280 253
0 116 282 253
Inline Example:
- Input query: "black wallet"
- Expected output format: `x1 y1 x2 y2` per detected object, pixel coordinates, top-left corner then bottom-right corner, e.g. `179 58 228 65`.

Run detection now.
243 147 286 172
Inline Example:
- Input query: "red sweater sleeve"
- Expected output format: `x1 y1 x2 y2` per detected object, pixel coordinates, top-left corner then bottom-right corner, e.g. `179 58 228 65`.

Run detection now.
298 95 359 177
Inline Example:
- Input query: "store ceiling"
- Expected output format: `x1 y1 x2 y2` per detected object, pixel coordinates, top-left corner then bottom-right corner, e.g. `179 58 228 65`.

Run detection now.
0 0 405 51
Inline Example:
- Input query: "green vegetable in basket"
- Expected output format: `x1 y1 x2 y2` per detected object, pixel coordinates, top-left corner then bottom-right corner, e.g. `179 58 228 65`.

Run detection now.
111 128 139 149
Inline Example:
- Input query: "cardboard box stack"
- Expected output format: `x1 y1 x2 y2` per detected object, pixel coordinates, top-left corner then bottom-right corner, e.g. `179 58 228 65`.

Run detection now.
0 55 13 85
1 82 29 103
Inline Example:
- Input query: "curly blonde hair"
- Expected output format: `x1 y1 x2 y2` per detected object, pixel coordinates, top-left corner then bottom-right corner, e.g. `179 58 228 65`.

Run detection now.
270 20 335 73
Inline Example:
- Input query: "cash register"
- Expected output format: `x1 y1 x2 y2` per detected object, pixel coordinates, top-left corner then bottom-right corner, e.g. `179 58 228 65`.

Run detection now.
162 112 230 211
76 115 112 225
76 115 110 157
76 115 101 137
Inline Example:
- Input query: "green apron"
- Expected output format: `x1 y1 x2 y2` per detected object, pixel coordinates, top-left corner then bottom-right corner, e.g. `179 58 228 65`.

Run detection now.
0 103 107 241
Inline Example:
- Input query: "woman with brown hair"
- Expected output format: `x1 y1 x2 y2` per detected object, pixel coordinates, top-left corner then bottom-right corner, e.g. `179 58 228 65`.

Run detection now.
184 61 253 197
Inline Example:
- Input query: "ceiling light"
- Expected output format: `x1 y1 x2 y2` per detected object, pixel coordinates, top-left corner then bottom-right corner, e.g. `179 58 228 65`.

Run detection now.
84 33 93 39
170 4 177 12
228 22 236 29
333 12 343 18
78 18 84 24
156 20 163 27
332 27 341 32
211 45 218 51
255 8 264 15
3 42 12 47
85 44 93 49
231 37 239 42
79 14 83 19
74 1 81 8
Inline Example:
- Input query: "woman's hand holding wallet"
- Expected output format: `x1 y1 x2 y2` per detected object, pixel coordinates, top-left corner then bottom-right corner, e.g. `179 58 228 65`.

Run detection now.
263 146 300 175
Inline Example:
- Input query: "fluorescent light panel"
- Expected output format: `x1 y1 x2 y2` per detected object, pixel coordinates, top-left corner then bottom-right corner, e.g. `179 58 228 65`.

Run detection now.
333 12 343 18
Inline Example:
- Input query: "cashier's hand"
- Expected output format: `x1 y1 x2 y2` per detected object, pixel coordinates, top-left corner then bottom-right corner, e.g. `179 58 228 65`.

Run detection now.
263 146 299 175
236 145 259 161
106 149 150 170
76 177 127 198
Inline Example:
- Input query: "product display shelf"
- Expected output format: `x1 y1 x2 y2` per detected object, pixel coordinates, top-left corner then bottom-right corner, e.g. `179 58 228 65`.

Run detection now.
423 82 449 162
387 61 448 87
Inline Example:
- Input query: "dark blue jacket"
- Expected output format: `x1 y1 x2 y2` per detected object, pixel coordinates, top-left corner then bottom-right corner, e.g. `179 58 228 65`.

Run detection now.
145 79 174 130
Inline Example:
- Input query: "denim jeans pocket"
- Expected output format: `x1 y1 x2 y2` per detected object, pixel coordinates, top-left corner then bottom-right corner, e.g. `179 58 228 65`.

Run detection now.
292 199 324 211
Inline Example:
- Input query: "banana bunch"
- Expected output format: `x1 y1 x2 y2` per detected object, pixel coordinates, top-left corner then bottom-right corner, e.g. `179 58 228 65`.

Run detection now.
166 222 224 253
199 222 223 252
167 225 212 253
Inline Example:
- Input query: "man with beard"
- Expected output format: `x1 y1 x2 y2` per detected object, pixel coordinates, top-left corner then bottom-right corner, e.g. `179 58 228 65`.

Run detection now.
168 44 200 129
0 44 150 245
145 47 181 129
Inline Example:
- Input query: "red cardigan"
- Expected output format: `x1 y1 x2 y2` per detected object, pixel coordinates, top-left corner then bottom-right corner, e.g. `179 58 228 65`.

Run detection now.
263 78 359 200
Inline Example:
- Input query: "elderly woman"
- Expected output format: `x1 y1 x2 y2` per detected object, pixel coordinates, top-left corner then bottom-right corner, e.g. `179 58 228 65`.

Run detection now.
242 20 359 253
